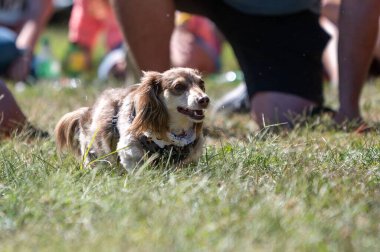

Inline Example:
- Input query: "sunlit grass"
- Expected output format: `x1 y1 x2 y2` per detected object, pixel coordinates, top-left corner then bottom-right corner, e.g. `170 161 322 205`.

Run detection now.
1 24 380 251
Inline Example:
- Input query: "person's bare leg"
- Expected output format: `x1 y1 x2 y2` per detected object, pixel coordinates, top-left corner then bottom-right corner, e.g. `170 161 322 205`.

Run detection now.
320 1 341 86
321 17 339 86
321 0 340 26
372 21 380 60
171 27 216 74
251 92 317 128
336 0 380 123
110 0 174 72
0 80 27 136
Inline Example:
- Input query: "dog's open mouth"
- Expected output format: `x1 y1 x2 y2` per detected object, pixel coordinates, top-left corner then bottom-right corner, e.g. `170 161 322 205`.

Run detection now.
177 107 205 120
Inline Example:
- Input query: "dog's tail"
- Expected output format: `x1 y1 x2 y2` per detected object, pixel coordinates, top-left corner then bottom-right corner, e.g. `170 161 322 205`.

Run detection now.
55 107 89 156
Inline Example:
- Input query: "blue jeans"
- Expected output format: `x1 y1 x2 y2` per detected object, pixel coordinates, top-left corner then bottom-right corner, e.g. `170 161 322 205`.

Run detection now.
0 28 23 74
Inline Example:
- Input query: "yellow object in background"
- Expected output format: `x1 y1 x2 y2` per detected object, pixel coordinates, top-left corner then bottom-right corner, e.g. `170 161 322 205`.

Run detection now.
62 44 87 77
175 12 192 26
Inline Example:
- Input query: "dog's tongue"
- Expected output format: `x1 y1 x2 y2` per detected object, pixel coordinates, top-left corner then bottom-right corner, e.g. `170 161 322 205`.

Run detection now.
194 110 204 116
177 107 205 120
191 110 204 120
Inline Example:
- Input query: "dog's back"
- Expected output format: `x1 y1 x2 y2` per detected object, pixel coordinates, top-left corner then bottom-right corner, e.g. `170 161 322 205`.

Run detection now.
86 88 131 154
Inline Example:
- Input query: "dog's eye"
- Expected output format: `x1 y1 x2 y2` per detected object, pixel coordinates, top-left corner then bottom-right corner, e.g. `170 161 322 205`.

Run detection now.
174 83 187 92
198 80 205 91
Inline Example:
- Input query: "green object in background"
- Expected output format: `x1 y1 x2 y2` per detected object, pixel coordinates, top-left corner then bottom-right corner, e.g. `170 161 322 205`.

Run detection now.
210 70 244 84
35 37 61 79
62 43 87 77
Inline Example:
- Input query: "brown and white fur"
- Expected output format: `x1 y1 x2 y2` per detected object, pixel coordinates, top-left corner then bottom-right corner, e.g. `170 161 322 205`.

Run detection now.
55 68 210 171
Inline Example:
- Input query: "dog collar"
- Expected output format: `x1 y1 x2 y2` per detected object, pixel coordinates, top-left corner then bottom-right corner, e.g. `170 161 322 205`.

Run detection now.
110 106 121 150
144 127 196 148
125 106 198 162
139 134 198 163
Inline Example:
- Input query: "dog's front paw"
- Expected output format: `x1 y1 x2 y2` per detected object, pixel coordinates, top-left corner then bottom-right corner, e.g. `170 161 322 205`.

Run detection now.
119 156 138 172
117 138 144 172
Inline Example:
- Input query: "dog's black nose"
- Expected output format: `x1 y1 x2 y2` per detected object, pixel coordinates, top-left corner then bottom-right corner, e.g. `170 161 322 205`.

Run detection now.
197 96 210 108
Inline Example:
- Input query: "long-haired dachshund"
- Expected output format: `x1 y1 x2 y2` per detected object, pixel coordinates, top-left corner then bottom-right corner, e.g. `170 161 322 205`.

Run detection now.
55 68 210 171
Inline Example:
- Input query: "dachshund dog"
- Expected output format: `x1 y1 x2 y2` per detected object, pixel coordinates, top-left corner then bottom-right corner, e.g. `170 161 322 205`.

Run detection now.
55 68 210 171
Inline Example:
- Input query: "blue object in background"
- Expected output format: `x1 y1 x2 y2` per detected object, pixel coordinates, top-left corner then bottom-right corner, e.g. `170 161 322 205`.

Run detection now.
0 27 22 74
53 0 73 11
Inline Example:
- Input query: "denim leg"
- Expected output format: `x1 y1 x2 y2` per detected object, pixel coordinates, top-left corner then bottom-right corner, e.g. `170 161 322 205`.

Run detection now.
0 30 22 74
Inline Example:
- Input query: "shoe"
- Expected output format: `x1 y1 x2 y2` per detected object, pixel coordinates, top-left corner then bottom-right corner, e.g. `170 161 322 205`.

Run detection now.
213 82 250 114
98 47 127 81
23 122 50 139
354 123 374 134
8 122 50 140
332 118 376 134
308 106 336 117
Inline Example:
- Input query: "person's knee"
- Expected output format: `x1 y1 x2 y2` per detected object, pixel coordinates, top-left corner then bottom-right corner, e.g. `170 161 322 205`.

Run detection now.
250 92 318 128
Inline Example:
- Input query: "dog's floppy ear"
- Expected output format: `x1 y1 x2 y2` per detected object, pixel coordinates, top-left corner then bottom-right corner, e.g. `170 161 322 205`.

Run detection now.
129 71 169 139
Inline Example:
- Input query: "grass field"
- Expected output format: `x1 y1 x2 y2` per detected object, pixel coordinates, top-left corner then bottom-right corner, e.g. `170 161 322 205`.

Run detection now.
1 26 380 251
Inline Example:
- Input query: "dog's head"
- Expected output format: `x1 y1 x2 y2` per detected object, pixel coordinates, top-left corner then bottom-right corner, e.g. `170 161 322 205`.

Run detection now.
130 67 209 139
